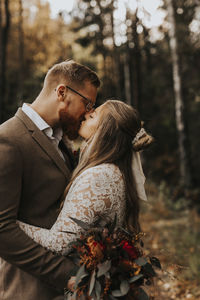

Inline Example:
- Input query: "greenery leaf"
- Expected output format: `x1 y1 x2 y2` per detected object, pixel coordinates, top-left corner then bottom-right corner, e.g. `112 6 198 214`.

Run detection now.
95 280 101 299
70 291 77 300
118 226 132 237
112 289 123 297
64 291 72 300
129 274 143 283
150 256 162 269
135 257 148 266
137 288 149 300
109 295 118 300
89 270 96 296
143 263 157 277
74 264 88 288
90 289 96 299
120 280 130 295
97 260 111 277
140 240 144 247
109 213 117 232
69 217 90 230
105 272 111 279
61 230 76 234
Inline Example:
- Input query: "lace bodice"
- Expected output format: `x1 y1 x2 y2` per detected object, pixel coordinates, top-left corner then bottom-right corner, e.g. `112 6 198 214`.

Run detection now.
18 163 126 254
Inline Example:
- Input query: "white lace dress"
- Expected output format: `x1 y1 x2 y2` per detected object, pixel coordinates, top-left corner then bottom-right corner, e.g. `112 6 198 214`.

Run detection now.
18 163 126 254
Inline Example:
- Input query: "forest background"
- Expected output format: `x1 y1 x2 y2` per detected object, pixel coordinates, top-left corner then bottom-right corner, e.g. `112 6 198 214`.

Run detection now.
0 0 200 298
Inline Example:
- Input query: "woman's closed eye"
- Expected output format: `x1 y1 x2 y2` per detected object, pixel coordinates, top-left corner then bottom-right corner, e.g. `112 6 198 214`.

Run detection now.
89 110 97 118
85 109 97 120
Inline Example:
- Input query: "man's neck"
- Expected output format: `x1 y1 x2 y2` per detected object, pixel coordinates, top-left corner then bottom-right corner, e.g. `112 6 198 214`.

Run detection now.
31 99 56 128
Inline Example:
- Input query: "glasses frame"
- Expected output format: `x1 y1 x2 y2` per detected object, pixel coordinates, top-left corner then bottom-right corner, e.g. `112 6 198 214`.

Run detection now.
66 85 94 112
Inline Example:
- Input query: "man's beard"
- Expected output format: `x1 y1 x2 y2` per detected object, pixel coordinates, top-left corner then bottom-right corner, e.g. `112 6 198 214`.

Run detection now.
59 110 83 140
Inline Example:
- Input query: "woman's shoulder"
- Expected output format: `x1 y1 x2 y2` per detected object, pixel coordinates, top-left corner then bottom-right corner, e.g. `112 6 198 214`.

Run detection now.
82 163 122 178
73 163 123 188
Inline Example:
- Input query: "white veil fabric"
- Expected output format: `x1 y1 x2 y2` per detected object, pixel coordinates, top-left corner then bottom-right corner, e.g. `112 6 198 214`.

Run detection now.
132 151 147 201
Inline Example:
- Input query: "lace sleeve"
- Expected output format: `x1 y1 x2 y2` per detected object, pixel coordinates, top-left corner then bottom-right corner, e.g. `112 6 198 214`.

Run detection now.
18 164 125 254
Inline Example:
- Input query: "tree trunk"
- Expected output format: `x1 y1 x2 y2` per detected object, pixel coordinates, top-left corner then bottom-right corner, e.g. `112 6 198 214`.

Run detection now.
0 0 3 122
0 0 10 123
166 0 192 188
18 0 24 101
143 27 152 79
110 0 121 98
0 0 2 87
123 48 131 105
130 13 142 111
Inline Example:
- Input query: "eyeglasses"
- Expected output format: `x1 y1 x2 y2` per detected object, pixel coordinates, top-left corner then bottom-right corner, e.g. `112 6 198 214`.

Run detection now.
66 85 94 112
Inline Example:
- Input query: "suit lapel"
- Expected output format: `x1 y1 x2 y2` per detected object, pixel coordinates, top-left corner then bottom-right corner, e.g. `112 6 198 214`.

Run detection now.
15 108 71 178
59 139 75 171
32 130 71 178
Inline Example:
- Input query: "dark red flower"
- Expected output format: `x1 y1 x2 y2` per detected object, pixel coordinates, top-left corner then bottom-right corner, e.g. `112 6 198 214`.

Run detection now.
121 240 139 259
99 241 106 251
93 241 98 247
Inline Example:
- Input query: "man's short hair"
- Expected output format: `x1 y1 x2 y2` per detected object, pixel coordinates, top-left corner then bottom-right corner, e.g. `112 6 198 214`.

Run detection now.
44 60 100 92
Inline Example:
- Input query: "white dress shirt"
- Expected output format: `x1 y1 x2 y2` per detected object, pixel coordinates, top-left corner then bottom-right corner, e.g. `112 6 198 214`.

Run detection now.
22 103 65 160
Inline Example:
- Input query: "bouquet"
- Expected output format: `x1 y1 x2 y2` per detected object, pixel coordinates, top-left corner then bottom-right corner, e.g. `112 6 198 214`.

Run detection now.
64 215 161 300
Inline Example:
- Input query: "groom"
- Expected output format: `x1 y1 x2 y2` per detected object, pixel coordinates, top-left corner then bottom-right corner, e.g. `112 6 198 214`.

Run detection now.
0 60 100 300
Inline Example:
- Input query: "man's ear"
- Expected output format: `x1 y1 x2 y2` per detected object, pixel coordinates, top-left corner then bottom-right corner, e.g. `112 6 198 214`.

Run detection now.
55 84 66 102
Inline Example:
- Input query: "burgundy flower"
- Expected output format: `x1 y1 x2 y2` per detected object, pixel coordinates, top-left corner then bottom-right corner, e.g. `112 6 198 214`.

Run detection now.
121 240 139 259
99 241 106 251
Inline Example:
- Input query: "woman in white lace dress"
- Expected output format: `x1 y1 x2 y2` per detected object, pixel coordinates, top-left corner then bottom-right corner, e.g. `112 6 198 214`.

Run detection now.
18 100 153 255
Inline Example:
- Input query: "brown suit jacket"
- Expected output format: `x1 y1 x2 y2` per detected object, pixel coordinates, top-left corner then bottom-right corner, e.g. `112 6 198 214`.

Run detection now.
0 109 76 299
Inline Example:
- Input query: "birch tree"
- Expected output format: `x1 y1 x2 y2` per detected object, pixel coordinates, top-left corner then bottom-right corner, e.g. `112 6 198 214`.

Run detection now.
165 0 192 188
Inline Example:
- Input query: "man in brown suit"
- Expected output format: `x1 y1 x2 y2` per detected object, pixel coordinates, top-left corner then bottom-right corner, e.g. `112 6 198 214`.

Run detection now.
0 60 100 299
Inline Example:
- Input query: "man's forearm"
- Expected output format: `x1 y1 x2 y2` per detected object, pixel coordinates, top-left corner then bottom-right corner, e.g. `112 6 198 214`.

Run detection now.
0 221 75 290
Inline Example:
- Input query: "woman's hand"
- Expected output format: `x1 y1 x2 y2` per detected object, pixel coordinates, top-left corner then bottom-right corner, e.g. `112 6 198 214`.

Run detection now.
67 276 76 292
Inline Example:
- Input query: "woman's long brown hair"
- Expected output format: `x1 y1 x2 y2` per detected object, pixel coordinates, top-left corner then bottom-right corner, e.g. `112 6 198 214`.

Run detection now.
64 100 147 232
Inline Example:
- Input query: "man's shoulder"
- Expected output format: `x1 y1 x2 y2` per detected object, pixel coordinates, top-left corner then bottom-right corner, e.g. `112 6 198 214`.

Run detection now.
0 113 28 140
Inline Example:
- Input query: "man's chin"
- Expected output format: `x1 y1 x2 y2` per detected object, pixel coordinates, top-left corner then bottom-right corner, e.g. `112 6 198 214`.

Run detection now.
59 111 82 140
65 131 80 140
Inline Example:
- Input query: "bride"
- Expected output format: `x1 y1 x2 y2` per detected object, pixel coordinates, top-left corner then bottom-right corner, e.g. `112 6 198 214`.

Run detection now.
18 100 153 256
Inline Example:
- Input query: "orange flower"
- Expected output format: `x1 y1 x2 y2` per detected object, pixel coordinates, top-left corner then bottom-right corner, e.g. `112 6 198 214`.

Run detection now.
87 237 104 261
121 259 141 274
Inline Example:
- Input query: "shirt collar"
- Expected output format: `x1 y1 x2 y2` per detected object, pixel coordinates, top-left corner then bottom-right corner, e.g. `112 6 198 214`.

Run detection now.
22 103 63 142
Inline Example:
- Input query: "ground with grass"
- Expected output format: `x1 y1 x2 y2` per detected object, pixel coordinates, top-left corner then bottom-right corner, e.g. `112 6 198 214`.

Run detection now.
140 181 200 300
